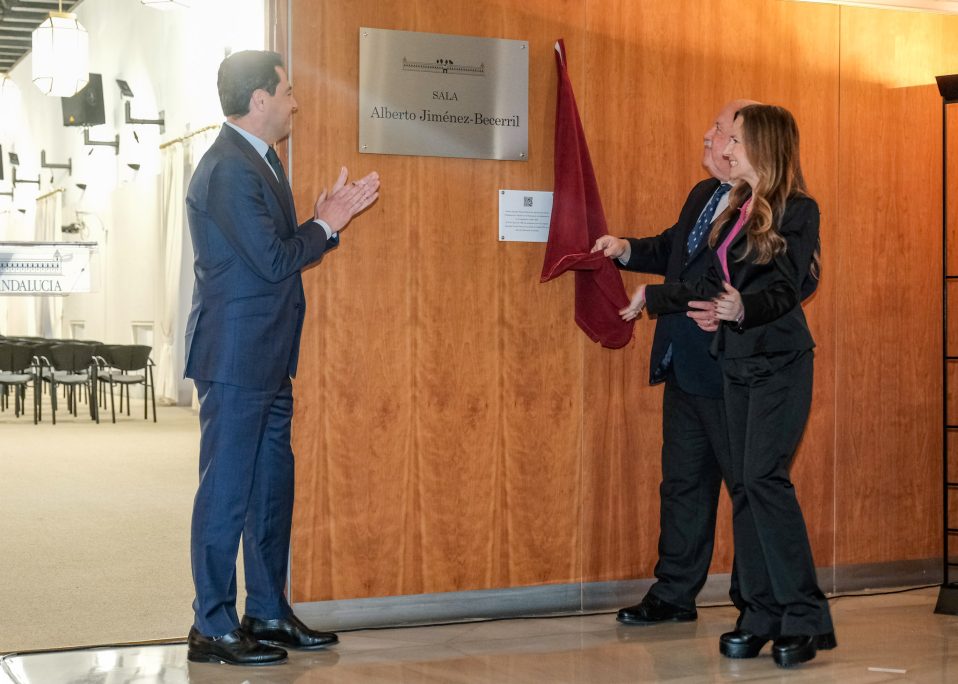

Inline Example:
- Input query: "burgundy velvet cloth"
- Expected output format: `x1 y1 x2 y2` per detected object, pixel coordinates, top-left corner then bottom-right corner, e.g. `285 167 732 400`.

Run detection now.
540 39 633 349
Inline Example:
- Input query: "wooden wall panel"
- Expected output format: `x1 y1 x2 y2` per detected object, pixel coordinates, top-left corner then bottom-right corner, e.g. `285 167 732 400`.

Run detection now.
581 0 839 582
285 0 958 605
834 8 958 566
289 0 587 601
289 1 419 601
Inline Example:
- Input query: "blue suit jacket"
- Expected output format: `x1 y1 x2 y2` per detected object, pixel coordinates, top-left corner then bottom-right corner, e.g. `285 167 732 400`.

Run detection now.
184 125 338 390
619 178 725 398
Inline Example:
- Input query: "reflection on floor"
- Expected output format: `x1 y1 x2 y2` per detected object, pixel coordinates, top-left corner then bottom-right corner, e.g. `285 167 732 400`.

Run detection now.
2 587 957 683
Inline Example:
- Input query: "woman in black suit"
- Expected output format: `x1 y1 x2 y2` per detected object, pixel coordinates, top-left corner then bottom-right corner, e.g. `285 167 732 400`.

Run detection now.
622 104 834 668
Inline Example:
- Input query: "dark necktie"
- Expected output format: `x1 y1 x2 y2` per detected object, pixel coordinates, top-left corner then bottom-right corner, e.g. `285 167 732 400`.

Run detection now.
686 183 732 255
265 147 294 214
265 147 288 186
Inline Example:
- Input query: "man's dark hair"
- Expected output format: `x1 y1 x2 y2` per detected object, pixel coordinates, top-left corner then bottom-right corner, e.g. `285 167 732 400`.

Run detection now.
217 50 285 117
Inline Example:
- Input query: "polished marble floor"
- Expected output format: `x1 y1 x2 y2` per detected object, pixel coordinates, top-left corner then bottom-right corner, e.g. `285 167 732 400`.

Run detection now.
2 588 957 683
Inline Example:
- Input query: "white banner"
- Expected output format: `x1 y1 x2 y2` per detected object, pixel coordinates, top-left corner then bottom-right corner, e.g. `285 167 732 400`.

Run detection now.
0 241 98 296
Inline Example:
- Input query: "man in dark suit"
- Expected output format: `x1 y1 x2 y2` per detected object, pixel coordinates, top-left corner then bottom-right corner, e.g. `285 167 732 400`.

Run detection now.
184 50 379 666
592 100 754 625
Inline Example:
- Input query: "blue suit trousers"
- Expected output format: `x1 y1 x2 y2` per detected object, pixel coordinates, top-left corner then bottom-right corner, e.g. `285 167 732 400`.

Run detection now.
190 378 295 636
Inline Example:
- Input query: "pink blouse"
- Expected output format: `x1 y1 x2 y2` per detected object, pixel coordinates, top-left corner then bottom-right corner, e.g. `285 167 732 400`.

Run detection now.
716 198 751 281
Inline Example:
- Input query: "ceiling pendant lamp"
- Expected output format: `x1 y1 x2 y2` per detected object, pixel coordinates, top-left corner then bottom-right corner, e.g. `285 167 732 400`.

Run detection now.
141 0 191 9
31 2 89 97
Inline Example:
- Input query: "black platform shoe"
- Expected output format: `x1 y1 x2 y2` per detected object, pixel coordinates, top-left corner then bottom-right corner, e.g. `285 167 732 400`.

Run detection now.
772 635 817 667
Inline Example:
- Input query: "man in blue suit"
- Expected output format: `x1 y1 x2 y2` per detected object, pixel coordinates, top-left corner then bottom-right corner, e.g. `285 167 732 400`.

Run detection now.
184 50 379 666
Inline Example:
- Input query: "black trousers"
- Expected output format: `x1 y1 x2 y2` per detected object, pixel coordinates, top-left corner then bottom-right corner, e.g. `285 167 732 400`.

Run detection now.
649 378 740 611
723 349 833 638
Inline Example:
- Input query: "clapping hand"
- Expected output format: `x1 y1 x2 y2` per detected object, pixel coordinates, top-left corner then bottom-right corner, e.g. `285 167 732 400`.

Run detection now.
314 167 381 232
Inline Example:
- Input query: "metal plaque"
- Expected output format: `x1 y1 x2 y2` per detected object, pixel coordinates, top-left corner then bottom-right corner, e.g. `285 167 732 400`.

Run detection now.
359 27 528 161
499 189 553 242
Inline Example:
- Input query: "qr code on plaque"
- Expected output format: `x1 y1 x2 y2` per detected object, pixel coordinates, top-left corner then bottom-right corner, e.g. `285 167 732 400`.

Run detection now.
523 196 533 207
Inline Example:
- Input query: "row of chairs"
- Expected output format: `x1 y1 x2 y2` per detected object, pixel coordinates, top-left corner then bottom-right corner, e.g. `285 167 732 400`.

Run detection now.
0 337 156 424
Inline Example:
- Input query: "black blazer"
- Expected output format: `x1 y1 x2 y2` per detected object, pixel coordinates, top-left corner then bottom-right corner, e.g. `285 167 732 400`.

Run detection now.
620 178 725 397
645 194 820 360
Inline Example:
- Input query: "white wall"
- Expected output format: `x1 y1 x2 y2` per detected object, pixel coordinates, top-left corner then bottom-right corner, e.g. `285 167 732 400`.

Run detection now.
0 0 266 404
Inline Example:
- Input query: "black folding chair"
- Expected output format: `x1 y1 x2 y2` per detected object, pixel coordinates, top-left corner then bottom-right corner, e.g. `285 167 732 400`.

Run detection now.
0 341 39 424
97 344 156 423
46 343 99 424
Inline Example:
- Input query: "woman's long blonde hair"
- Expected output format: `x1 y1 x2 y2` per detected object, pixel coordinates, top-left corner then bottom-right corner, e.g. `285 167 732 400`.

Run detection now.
709 104 820 279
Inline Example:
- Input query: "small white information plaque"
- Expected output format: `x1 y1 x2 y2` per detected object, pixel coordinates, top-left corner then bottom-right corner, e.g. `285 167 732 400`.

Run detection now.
498 189 553 242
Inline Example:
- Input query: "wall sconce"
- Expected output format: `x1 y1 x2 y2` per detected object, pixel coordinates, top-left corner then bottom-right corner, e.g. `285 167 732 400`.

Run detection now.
124 101 165 133
117 81 166 133
41 150 72 176
83 129 119 155
31 2 89 97
124 162 141 183
12 168 40 188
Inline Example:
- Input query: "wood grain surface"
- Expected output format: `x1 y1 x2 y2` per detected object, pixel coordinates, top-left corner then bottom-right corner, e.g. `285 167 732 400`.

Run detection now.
279 0 958 603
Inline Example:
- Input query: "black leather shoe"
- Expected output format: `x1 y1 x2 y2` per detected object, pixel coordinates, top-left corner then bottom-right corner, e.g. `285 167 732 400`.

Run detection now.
242 614 339 650
772 635 817 667
187 626 287 666
616 593 697 625
719 629 769 658
816 631 838 650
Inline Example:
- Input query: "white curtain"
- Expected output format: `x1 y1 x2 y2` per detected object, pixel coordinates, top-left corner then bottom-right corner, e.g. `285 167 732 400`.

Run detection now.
156 126 218 406
35 191 63 337
156 143 185 405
